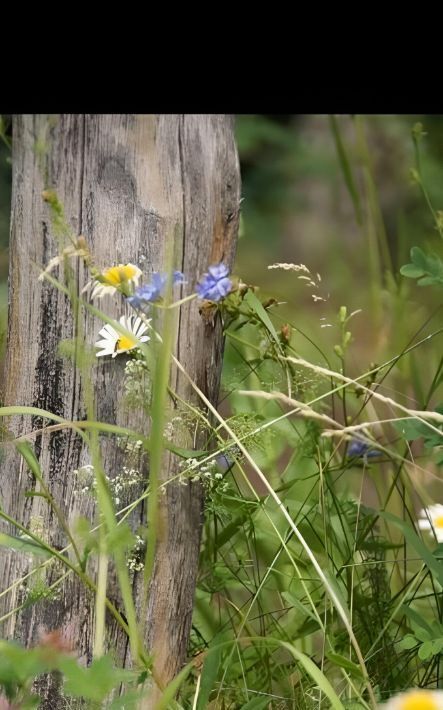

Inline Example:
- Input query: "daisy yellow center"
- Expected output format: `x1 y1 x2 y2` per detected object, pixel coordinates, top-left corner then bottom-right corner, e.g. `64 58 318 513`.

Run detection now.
116 335 137 351
434 516 443 528
400 691 439 710
103 265 137 286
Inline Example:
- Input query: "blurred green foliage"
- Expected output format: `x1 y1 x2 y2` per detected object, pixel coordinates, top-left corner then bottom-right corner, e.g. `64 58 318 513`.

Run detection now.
234 115 443 378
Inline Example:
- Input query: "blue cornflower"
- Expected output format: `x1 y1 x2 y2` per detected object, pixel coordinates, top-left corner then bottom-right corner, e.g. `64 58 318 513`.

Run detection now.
197 263 232 302
127 271 185 309
347 439 381 459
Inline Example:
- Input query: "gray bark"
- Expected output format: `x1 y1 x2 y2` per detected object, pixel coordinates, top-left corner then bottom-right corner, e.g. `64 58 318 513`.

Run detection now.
0 115 240 707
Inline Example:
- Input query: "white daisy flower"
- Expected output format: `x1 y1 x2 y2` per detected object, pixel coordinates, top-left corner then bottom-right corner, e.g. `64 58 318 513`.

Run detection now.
83 263 142 300
95 315 150 358
417 504 443 543
380 689 443 709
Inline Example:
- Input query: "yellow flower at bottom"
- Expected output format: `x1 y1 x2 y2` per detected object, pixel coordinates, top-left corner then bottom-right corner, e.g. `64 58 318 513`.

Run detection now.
381 689 443 710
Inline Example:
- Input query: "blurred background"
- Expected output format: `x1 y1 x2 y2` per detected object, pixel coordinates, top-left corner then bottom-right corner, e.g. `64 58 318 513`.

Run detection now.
234 115 443 392
0 114 442 392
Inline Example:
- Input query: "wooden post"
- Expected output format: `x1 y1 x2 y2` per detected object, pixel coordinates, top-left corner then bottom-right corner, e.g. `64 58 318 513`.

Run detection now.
0 115 240 706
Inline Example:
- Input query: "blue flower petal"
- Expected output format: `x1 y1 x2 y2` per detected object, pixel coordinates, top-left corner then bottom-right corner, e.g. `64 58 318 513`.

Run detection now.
347 439 381 458
197 264 232 302
173 271 186 284
208 264 229 280
127 270 185 308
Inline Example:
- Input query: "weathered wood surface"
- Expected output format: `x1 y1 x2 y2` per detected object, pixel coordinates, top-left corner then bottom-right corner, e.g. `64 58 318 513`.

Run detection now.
0 115 240 707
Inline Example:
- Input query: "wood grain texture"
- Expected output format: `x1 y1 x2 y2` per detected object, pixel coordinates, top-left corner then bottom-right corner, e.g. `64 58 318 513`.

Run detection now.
0 115 240 707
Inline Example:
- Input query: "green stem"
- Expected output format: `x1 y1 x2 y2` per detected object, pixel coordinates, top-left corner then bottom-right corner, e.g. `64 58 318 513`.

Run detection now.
93 541 108 657
140 299 176 635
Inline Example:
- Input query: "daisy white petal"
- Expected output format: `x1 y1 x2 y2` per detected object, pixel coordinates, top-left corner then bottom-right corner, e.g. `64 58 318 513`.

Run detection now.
98 325 118 339
95 339 114 349
94 315 150 358
417 519 432 530
417 505 443 543
96 345 116 357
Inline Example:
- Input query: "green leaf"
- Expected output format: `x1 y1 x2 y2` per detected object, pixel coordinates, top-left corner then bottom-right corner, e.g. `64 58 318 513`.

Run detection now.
432 638 443 654
381 511 443 586
418 276 442 286
0 405 66 423
16 441 41 473
398 634 418 650
415 627 432 643
60 656 133 702
400 246 443 287
239 698 272 710
196 644 222 710
243 290 282 355
393 414 443 456
279 641 345 709
0 641 47 684
411 246 429 270
0 532 52 559
282 591 321 626
325 652 364 679
106 523 135 552
393 418 430 441
418 640 434 660
400 264 425 278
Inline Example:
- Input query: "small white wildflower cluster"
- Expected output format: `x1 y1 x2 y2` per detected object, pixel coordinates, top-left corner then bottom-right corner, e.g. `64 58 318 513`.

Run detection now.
183 458 222 486
73 464 95 495
164 415 185 442
160 457 228 496
73 463 142 507
124 439 144 456
108 467 143 507
164 407 209 443
123 358 151 409
127 534 145 573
